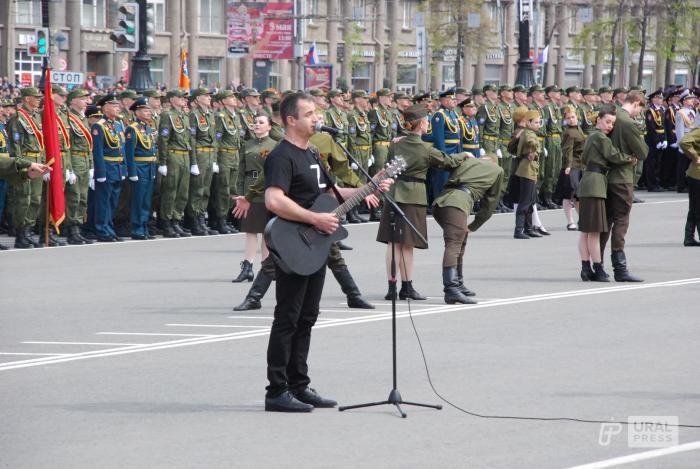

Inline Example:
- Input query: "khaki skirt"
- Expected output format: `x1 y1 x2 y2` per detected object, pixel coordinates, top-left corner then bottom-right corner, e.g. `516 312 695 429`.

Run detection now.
240 202 271 234
578 197 608 233
376 203 428 249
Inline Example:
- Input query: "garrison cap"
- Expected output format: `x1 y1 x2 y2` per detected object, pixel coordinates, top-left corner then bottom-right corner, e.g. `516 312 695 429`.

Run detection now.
528 84 544 96
129 96 150 111
458 97 476 108
166 88 188 99
118 89 139 100
20 87 43 98
240 88 260 97
327 88 344 98
482 83 498 93
581 88 596 96
565 86 580 95
86 105 102 119
51 85 68 96
498 84 513 93
376 88 393 97
308 88 326 97
454 87 468 95
403 104 430 122
512 84 527 93
190 87 211 98
67 88 90 102
544 85 561 94
142 89 160 98
351 89 369 99
598 86 613 94
439 88 456 98
647 88 663 99
97 93 119 106
612 87 628 96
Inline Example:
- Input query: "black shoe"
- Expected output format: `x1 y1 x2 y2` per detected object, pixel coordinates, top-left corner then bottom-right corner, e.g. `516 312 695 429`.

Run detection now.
232 296 261 311
265 391 314 412
525 229 543 238
399 281 427 300
291 387 337 408
648 186 664 192
190 218 207 236
369 208 382 222
346 208 363 224
580 260 595 281
347 295 375 309
97 235 116 242
201 216 219 235
514 230 530 239
131 234 147 240
232 260 254 283
535 226 551 236
172 221 191 237
0 243 8 250
336 240 353 250
611 251 643 282
13 228 34 249
684 238 700 247
384 281 397 301
216 217 233 234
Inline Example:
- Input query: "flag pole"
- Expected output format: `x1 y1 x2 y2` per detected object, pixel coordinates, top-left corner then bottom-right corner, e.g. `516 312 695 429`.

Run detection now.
45 177 50 246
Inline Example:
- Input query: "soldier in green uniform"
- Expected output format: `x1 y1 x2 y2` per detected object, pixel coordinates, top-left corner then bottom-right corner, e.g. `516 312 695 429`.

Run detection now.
238 88 260 141
513 110 543 239
0 157 48 182
679 126 700 246
158 88 192 238
562 86 583 123
598 86 614 107
8 87 45 249
513 84 529 107
433 155 504 304
393 91 412 137
186 87 218 236
528 85 548 203
476 83 501 155
324 89 349 148
259 89 278 119
497 84 515 211
367 88 395 220
579 88 597 135
543 85 564 209
345 90 373 223
212 89 243 234
629 86 648 193
613 87 628 110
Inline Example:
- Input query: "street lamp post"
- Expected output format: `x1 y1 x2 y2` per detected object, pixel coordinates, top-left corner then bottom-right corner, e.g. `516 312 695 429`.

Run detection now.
129 0 154 91
515 0 535 86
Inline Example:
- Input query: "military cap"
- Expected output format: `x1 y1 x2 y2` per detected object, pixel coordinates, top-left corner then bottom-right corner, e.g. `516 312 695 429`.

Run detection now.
528 84 544 96
629 85 645 93
1 99 14 107
129 96 150 111
118 89 139 100
439 88 456 98
598 86 613 94
458 97 476 108
86 105 102 119
97 93 119 107
190 87 211 98
565 86 580 95
327 88 344 98
216 89 235 101
412 91 430 103
403 104 430 122
679 88 693 101
612 87 628 96
20 87 42 98
647 88 663 99
351 89 369 99
241 88 260 97
693 87 700 98
67 88 90 102
376 88 393 97
51 85 68 96
471 87 483 96
142 89 160 98
166 88 188 99
394 91 410 101
430 91 440 100
308 88 326 97
482 83 498 93
454 87 468 96
525 110 541 121
512 84 527 93
544 85 561 94
498 84 513 93
260 88 278 99
512 106 530 124
581 88 596 96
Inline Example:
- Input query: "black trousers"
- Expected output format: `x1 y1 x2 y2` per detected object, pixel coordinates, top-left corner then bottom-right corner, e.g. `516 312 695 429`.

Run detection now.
688 176 700 230
676 152 691 191
516 176 536 229
266 264 326 397
645 147 662 189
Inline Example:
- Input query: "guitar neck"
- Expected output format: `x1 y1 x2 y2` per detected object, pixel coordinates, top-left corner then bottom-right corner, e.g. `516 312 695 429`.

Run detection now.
332 176 386 218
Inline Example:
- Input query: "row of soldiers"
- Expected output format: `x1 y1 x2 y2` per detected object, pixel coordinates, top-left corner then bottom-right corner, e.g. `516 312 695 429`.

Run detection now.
2 82 698 248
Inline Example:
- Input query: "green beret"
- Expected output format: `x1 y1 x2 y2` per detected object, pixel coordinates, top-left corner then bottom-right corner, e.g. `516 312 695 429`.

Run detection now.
512 85 526 93
20 87 43 98
118 89 139 100
351 90 368 99
51 85 68 97
565 86 580 95
544 85 561 94
376 88 393 97
191 87 211 98
142 89 160 98
240 88 260 98
528 84 544 96
498 84 513 93
166 88 188 99
482 83 498 93
598 86 612 94
403 104 429 122
67 88 90 102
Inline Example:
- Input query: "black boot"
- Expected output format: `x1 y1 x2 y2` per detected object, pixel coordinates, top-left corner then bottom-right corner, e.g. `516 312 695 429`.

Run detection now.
683 220 700 246
591 262 610 282
232 260 254 283
580 260 595 281
233 270 273 311
336 240 353 250
76 225 95 244
346 207 363 224
217 217 234 234
161 220 180 238
525 227 543 238
190 216 207 236
201 216 219 235
611 250 643 282
66 225 86 245
443 267 477 304
514 214 530 239
545 192 560 209
40 227 66 247
13 225 34 249
172 220 191 237
331 266 375 309
369 207 382 222
455 263 476 296
384 281 397 301
399 281 427 300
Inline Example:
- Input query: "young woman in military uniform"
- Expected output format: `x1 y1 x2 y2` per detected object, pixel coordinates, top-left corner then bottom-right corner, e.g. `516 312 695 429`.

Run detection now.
555 106 586 231
577 105 633 281
512 110 543 239
377 104 468 300
232 115 277 283
679 126 700 246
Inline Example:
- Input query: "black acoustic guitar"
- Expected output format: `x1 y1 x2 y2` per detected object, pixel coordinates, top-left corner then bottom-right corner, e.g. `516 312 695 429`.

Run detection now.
264 157 406 275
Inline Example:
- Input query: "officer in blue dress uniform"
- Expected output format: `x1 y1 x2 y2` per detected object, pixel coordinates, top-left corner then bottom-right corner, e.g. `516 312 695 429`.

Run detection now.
124 97 157 240
429 88 463 203
83 105 103 239
92 93 126 242
458 97 482 158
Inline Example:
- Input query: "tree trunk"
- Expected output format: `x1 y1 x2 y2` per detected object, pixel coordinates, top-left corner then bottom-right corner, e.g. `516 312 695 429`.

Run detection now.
609 0 626 87
636 1 649 86
455 14 464 88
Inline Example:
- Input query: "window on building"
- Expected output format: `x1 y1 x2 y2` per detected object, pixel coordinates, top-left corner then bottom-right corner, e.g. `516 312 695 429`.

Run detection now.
306 0 319 24
402 0 413 29
150 56 166 87
484 64 502 85
16 0 41 25
397 64 417 87
14 50 44 85
442 64 455 89
152 0 167 32
198 57 221 86
352 62 372 91
268 61 282 90
568 7 580 34
81 0 106 29
489 4 501 33
353 0 366 27
200 0 224 34
674 71 688 87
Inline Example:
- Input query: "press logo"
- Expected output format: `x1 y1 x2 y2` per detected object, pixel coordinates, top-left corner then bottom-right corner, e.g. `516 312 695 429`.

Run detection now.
598 421 623 446
628 416 679 448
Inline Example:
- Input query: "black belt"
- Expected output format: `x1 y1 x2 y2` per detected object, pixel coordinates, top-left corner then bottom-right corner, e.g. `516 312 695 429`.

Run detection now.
454 183 471 195
586 164 608 175
397 174 425 183
246 170 260 179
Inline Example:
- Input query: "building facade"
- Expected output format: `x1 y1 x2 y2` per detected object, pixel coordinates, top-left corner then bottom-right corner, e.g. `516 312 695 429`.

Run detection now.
0 0 695 91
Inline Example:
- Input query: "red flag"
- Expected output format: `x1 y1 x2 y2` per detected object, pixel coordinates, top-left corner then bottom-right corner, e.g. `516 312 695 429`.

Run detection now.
42 67 66 232
179 49 190 89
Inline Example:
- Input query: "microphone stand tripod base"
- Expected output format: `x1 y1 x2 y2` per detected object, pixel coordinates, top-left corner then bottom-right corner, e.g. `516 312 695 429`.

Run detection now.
339 388 442 418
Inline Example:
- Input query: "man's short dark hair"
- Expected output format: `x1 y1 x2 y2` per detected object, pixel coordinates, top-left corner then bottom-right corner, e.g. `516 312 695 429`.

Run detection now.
596 104 617 121
280 92 313 127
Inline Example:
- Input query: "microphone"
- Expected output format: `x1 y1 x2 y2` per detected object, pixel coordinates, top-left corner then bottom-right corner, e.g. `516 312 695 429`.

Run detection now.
315 122 345 135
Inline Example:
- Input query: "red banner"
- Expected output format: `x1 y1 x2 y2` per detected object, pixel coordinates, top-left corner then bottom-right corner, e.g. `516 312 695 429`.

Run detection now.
42 68 66 232
227 2 294 60
304 65 333 91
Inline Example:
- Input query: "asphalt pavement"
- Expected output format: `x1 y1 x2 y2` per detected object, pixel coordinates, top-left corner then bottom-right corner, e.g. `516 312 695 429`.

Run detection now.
1 191 699 469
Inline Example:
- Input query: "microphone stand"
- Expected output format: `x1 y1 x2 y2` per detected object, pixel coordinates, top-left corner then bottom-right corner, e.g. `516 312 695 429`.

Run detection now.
327 131 442 418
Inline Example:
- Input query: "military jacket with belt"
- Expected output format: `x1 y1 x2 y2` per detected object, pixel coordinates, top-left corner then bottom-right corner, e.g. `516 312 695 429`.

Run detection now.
579 102 596 135
215 108 244 161
562 125 586 170
545 103 563 137
8 105 44 163
393 108 409 137
348 107 372 149
189 108 217 157
68 109 94 169
645 105 666 147
497 101 515 143
431 107 462 154
237 135 277 198
459 116 480 153
679 127 700 181
665 104 680 145
578 130 632 198
608 108 649 184
476 99 501 139
125 119 156 178
91 117 125 181
368 104 395 142
238 107 257 141
158 109 191 166
528 102 548 145
514 129 541 181
56 106 73 173
324 105 349 147
387 133 467 205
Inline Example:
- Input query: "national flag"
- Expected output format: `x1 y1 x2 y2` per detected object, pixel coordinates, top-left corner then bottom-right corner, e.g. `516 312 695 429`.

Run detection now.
305 42 319 65
42 67 66 232
179 49 190 89
536 45 549 65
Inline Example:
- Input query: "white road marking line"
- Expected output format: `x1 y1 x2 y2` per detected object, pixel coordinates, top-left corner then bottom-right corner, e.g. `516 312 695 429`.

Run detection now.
166 323 268 328
22 341 147 346
225 316 274 319
565 440 700 469
1 277 698 371
0 352 70 356
96 332 215 337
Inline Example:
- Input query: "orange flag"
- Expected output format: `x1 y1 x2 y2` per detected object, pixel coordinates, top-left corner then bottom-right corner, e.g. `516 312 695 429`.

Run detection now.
179 49 190 89
42 67 66 232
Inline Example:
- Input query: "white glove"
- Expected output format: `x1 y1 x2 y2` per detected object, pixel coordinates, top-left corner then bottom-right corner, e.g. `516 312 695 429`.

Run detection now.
121 175 126 181
67 170 77 185
65 169 70 181
190 164 200 176
544 147 549 157
129 175 139 182
89 178 95 190
212 162 220 174
42 172 51 182
496 148 503 159
158 165 168 177
96 177 106 183
670 143 678 149
479 148 486 157
368 155 375 167
662 140 668 149
89 168 94 179
350 162 359 171
656 141 665 150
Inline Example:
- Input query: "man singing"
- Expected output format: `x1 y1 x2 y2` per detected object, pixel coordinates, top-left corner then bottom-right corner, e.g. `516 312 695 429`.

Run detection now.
263 92 393 412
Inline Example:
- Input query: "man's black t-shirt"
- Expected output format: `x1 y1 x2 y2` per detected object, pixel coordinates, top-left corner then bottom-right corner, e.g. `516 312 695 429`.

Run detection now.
264 139 334 208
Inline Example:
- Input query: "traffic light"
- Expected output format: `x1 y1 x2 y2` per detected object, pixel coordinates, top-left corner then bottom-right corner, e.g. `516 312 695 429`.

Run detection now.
109 2 139 52
144 2 155 50
28 27 49 57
